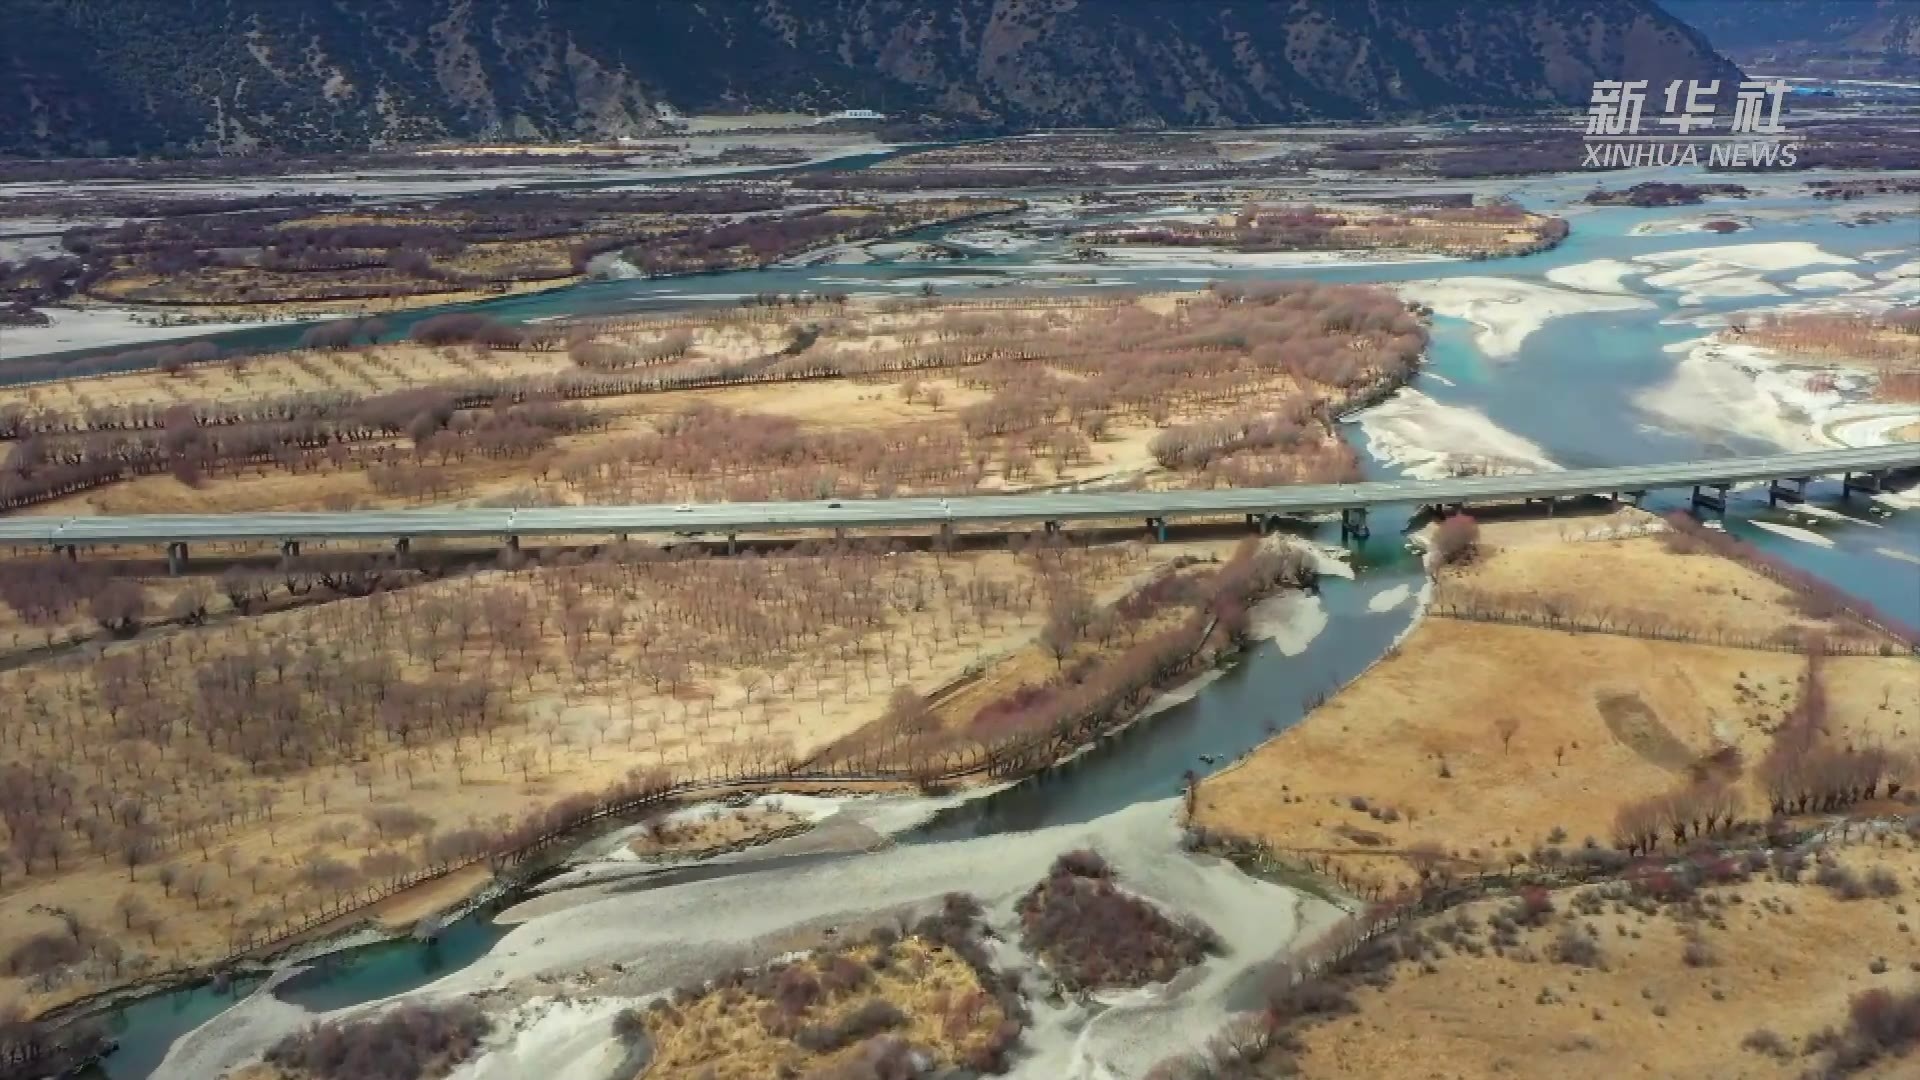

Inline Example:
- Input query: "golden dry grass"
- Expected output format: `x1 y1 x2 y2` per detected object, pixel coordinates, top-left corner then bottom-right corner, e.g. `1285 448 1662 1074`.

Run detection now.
1293 841 1920 1080
1195 533 1920 895
626 804 810 857
1438 520 1872 642
639 935 1007 1079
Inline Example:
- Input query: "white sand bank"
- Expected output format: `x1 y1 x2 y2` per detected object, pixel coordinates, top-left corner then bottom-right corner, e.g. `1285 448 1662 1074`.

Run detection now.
1247 593 1327 657
1791 271 1875 291
1748 520 1836 548
1394 278 1651 358
1367 583 1414 612
446 997 634 1080
1638 338 1920 452
5 306 317 360
1638 261 1783 305
1350 388 1561 480
429 798 1338 1080
1635 240 1855 274
1073 248 1456 270
1544 258 1642 294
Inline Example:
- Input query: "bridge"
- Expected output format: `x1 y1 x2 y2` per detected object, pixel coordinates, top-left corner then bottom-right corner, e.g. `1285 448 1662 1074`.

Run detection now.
1 444 1914 572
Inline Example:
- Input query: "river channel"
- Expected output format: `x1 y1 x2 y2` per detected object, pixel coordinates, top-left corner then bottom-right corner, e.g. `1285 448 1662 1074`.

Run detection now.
68 157 1920 1077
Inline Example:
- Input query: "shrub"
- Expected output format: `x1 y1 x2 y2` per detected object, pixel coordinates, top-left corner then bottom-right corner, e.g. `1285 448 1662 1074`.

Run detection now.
1053 849 1112 880
1740 1027 1792 1057
820 954 872 995
1808 985 1920 1075
409 313 524 349
1818 863 1869 901
1682 937 1718 968
1551 926 1604 969
800 1035 923 1080
1016 854 1219 990
612 1008 647 1042
1867 867 1903 898
1430 514 1480 566
264 1002 491 1080
4 933 83 977
793 999 908 1053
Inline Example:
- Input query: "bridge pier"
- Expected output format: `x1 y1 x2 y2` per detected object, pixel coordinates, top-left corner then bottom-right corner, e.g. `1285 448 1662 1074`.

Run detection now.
938 522 953 546
166 542 188 576
1768 476 1809 508
280 539 300 560
1842 470 1885 499
1340 507 1370 542
52 543 76 561
1043 520 1061 534
394 536 411 564
1690 484 1729 515
726 532 737 555
1146 517 1167 543
505 534 521 553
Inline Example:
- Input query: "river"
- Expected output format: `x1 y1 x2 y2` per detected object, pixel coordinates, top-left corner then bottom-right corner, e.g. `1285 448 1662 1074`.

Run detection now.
69 159 1920 1077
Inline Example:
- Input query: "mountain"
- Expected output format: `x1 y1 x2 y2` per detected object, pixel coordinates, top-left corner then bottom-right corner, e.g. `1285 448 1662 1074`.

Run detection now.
1659 0 1920 77
0 0 1742 156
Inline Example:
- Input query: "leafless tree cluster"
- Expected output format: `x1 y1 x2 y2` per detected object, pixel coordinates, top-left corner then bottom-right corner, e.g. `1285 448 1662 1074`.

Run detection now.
1611 781 1745 856
566 328 693 371
1757 645 1907 817
0 537 1162 988
298 317 390 351
1429 514 1480 566
0 383 602 510
1742 308 1920 367
619 200 1009 277
1086 198 1562 256
555 403 975 502
265 1001 491 1080
964 541 1313 775
0 558 150 637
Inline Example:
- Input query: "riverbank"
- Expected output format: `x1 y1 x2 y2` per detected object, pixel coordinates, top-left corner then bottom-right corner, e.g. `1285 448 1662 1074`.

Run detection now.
1348 386 1562 480
1192 517 1918 898
43 536 1330 1071
161 794 1349 1080
1638 336 1920 452
1393 277 1653 359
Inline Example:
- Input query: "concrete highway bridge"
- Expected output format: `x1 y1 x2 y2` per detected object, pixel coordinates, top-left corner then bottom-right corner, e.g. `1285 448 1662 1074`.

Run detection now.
2 444 1915 573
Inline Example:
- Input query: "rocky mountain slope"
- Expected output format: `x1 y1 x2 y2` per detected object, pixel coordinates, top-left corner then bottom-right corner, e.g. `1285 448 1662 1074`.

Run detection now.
1660 0 1920 77
0 0 1742 156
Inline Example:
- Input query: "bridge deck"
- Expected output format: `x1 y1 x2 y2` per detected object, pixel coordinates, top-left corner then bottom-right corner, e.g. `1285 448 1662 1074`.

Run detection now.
1 445 1914 547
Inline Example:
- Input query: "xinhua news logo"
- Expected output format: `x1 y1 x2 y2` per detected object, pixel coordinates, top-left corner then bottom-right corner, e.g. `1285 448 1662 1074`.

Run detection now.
1582 78 1800 168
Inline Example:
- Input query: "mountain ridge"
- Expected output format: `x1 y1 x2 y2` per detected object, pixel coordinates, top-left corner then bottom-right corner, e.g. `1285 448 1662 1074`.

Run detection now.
0 0 1743 156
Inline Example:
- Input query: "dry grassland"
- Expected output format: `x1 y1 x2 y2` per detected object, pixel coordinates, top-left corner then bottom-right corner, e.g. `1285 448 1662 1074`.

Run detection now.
10 288 1414 519
1292 840 1920 1080
0 538 1200 1011
637 935 1009 1079
1195 529 1919 895
626 803 811 858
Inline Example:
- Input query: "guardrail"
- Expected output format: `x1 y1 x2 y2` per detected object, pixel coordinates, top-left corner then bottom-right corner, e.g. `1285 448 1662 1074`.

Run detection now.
1 445 1914 548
